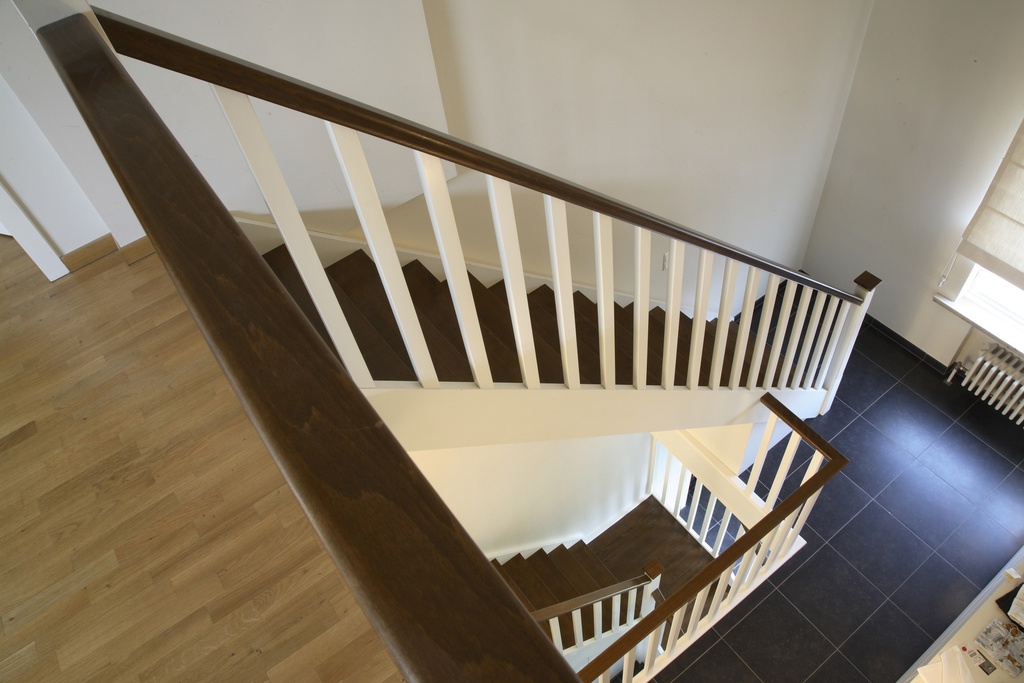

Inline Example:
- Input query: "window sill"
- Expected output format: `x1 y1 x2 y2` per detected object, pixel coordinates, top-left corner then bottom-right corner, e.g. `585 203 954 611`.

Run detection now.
934 293 1024 359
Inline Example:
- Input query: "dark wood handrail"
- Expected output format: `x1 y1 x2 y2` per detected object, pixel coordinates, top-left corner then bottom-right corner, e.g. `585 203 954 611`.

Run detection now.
577 394 848 682
90 8 863 307
35 13 579 683
529 560 663 624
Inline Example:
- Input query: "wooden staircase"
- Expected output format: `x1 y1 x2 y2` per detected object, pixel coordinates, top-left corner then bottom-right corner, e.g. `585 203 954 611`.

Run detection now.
263 246 803 387
490 497 713 651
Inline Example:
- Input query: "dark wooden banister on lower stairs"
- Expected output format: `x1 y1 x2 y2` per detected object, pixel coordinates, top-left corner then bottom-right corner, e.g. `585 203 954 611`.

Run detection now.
90 7 862 307
530 560 663 624
33 12 579 683
577 392 849 682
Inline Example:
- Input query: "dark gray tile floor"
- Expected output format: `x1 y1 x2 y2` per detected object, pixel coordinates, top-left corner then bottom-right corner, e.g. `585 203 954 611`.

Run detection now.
654 320 1024 683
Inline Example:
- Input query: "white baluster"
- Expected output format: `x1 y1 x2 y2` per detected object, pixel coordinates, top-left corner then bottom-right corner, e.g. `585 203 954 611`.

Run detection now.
706 562 732 621
486 177 540 387
611 593 623 633
644 623 665 673
759 513 795 578
748 525 781 584
780 493 818 559
686 481 703 531
548 617 562 651
710 259 738 389
626 587 638 625
572 609 584 649
324 122 438 387
763 280 797 388
688 250 713 389
778 285 812 388
623 649 637 683
593 601 603 638
730 267 760 389
745 413 778 498
645 438 660 497
594 213 616 388
215 88 373 387
544 196 580 388
747 274 780 389
726 546 760 608
815 300 851 390
804 296 839 388
666 605 687 655
801 451 826 485
699 494 718 546
821 275 879 411
658 455 674 507
633 228 651 389
764 431 801 509
712 510 734 555
415 152 493 388
672 465 690 518
689 586 712 639
792 290 826 389
662 240 686 389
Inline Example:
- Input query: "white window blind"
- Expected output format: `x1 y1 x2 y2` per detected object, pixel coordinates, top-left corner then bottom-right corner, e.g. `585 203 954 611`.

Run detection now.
957 118 1024 291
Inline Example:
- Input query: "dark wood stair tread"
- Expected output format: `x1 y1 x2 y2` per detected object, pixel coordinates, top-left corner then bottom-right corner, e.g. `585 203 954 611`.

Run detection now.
528 285 601 385
486 280 564 383
499 554 559 610
567 541 619 588
524 551 578 603
328 279 416 381
589 496 713 597
398 260 474 382
491 558 535 611
274 248 786 391
548 545 600 595
325 250 416 375
262 245 336 357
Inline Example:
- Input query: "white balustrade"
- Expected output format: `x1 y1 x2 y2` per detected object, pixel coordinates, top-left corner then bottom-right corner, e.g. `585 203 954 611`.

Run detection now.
778 285 812 388
594 213 616 388
710 259 738 389
730 267 760 389
763 279 797 388
416 152 493 388
487 177 541 388
215 88 374 387
326 123 439 387
633 228 651 390
545 196 580 388
687 251 713 389
662 241 686 389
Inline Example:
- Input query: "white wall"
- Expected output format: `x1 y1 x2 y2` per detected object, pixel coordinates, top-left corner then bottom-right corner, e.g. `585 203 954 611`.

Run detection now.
97 0 452 222
1 0 452 274
422 0 872 275
0 74 109 256
802 0 1024 363
1 0 144 249
411 433 651 558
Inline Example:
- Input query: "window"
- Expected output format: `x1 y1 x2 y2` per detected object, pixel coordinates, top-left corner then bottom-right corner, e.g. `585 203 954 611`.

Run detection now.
956 118 1024 291
960 265 1024 330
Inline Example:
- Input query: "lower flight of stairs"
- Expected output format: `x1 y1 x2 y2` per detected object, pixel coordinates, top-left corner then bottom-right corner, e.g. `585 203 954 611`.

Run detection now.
491 496 713 651
263 246 803 386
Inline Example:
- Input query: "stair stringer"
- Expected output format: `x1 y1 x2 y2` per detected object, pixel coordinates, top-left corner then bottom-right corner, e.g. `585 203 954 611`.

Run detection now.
364 383 826 452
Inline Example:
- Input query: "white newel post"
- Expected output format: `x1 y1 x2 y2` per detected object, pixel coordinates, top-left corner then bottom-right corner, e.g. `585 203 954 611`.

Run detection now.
820 272 881 413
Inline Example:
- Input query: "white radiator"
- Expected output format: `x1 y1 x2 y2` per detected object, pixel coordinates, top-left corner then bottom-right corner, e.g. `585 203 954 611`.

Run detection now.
963 345 1024 426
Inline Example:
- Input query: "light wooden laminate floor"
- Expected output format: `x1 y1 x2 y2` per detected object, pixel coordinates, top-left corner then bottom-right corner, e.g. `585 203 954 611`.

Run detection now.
0 236 402 682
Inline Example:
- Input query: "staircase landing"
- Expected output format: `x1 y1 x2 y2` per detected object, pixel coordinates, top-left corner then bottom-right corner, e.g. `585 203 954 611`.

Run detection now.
590 496 713 597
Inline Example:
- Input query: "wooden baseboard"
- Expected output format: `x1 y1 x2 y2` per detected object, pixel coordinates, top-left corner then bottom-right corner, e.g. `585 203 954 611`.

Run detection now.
60 233 117 271
120 235 155 264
